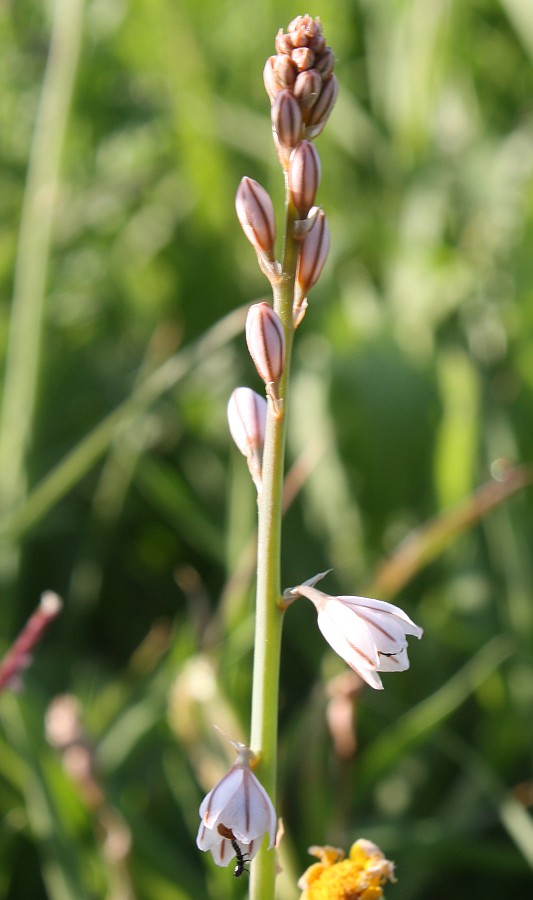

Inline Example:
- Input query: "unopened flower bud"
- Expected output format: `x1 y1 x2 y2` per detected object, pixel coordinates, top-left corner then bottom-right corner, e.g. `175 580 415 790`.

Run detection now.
304 74 339 139
263 56 281 103
315 47 335 79
289 141 321 218
227 388 267 493
309 33 326 54
246 302 285 391
295 207 330 317
293 69 322 111
271 90 302 155
235 177 276 260
274 54 297 90
292 46 315 72
275 28 293 55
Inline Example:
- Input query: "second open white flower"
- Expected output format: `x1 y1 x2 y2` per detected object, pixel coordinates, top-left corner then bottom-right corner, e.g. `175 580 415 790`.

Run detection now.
292 583 423 690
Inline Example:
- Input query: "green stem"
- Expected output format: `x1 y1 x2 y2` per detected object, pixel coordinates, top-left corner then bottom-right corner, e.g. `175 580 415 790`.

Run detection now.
0 0 85 586
249 183 299 900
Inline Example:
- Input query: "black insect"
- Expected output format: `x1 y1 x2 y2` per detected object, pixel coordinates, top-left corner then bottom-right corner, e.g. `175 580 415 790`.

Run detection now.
217 823 251 878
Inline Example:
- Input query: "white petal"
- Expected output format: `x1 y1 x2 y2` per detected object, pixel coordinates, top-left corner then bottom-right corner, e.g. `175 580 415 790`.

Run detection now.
316 606 384 689
339 596 423 638
377 645 410 673
322 597 381 664
219 768 276 846
196 825 235 867
199 767 243 826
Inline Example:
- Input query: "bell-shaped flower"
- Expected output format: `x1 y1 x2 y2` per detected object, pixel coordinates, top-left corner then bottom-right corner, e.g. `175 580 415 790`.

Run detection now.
196 741 277 871
292 583 423 690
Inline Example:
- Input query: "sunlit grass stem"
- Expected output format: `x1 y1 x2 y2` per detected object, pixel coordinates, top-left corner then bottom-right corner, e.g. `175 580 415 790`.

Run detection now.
0 0 85 583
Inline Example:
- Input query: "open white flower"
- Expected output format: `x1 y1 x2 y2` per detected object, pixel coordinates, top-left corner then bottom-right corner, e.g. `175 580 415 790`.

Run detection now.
196 740 277 871
293 583 423 690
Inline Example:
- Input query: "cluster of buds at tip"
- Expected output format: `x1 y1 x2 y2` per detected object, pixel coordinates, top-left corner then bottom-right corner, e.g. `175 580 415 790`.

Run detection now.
264 15 338 167
246 302 285 414
235 177 279 284
227 387 267 494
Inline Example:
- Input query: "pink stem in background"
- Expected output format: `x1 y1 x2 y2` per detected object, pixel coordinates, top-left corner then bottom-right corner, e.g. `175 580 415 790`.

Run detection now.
0 592 62 693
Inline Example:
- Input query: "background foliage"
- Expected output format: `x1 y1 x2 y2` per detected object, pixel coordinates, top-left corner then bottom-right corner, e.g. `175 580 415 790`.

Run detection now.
1 0 533 897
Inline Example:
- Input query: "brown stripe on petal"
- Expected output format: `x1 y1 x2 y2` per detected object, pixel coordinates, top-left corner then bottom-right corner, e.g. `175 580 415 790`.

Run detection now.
346 639 376 669
243 769 251 833
354 610 397 644
249 182 274 254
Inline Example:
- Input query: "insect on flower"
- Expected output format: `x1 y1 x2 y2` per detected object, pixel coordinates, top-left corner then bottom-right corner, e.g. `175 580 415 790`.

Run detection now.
217 823 251 877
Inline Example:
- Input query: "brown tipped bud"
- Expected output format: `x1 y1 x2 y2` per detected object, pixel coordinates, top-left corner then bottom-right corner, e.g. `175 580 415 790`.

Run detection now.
246 302 285 387
287 16 306 45
235 177 276 260
274 54 297 90
288 14 324 48
272 90 302 151
292 46 315 72
294 70 322 111
289 141 321 218
315 47 335 80
227 388 267 493
296 207 330 301
275 28 294 55
304 74 339 139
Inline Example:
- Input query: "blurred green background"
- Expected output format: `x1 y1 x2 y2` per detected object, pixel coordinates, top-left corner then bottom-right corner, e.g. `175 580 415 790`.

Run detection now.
1 0 533 897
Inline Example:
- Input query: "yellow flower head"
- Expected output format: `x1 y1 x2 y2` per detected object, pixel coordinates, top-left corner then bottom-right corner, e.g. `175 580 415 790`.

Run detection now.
298 839 396 900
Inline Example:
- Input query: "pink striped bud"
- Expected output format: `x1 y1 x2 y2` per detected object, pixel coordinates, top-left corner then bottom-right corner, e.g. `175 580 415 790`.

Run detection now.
309 33 326 54
246 302 285 388
295 207 330 311
315 47 335 79
227 387 267 493
304 74 339 139
289 141 321 218
271 90 303 153
274 54 297 90
263 56 281 103
293 69 322 111
235 177 276 260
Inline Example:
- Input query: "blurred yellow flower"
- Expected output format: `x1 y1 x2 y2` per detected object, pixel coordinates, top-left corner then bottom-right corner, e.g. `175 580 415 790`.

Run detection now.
298 839 396 900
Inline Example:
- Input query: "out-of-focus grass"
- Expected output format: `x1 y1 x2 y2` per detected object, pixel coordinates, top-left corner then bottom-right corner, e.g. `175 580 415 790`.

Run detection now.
1 0 533 897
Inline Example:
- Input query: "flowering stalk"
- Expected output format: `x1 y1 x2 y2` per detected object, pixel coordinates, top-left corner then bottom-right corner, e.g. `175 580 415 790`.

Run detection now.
216 14 338 896
246 16 336 899
201 16 424 897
